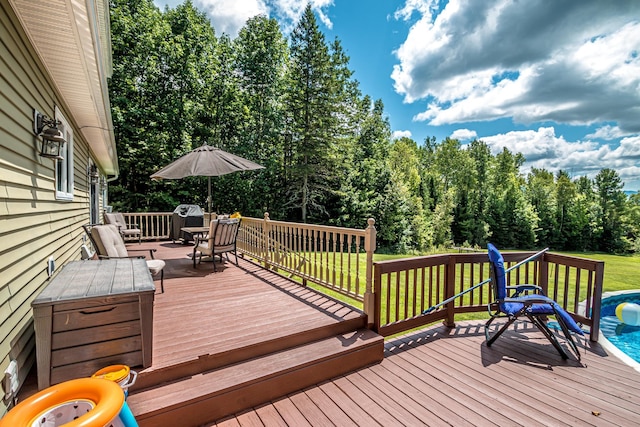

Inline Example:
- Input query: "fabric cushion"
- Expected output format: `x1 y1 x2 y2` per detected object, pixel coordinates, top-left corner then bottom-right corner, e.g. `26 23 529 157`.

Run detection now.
92 224 128 257
487 243 506 300
146 259 165 276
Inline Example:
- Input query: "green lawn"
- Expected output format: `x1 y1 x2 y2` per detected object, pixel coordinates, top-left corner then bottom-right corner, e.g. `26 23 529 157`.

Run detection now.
289 250 640 328
560 252 640 293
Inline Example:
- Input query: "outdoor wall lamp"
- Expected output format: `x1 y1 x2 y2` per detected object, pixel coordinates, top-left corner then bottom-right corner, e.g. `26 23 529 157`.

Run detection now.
33 109 65 159
88 164 99 184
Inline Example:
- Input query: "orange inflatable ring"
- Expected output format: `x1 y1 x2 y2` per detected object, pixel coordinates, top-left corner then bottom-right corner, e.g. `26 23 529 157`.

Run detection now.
0 377 124 427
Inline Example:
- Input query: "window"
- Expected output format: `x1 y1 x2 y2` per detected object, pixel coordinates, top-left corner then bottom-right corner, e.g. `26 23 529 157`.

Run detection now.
55 107 74 200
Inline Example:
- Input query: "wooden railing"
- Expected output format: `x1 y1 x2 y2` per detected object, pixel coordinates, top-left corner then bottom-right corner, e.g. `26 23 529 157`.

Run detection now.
120 211 604 342
238 214 377 308
373 251 604 341
122 212 172 241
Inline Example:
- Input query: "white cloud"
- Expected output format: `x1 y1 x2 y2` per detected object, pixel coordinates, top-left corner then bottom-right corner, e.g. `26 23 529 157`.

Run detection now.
393 130 412 139
392 0 640 134
194 0 334 37
394 0 437 22
585 125 633 141
195 0 268 37
479 127 640 185
450 129 477 140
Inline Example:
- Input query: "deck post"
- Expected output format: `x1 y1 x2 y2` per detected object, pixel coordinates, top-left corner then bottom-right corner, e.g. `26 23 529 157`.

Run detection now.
590 261 605 342
363 218 376 329
263 212 271 270
443 255 456 328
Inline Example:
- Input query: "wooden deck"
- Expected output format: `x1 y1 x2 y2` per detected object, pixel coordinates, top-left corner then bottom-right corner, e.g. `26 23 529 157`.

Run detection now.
213 321 640 426
17 241 640 426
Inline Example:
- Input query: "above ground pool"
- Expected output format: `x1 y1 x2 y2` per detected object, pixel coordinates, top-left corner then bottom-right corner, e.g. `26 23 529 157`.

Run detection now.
599 290 640 371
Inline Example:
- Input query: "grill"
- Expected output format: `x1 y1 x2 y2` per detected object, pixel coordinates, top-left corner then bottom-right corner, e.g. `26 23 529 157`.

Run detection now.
169 204 204 243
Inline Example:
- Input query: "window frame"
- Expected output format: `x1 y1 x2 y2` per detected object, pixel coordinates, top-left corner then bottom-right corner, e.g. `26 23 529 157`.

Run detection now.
54 107 74 201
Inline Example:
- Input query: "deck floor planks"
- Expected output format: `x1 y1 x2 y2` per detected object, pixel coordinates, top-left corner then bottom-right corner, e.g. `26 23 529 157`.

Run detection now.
286 388 336 427
454 323 640 405
355 362 454 427
128 242 640 426
388 347 536 426
317 380 385 426
412 330 604 426
303 386 358 427
139 242 365 374
270 397 314 427
330 375 409 426
343 371 426 426
460 343 640 425
253 404 288 427
379 350 509 427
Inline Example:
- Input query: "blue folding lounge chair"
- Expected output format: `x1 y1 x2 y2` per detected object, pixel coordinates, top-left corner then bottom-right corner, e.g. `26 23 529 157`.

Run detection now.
485 243 583 360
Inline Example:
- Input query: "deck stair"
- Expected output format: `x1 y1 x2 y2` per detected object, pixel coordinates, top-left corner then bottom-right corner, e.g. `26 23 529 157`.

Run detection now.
127 327 382 426
124 252 384 426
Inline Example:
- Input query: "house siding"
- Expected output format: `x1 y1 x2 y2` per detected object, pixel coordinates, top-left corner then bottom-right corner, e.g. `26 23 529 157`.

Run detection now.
0 1 98 415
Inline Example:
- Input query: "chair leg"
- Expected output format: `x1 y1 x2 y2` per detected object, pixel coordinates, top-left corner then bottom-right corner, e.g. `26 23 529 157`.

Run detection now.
160 270 164 293
528 314 569 359
485 315 517 347
193 247 197 268
553 316 581 361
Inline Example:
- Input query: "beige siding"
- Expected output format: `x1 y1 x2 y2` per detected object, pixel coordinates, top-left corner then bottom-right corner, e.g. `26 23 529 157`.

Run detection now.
0 0 97 415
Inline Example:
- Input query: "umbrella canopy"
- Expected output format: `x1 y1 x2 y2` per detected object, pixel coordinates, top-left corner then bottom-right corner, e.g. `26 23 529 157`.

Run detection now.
151 145 264 214
151 145 264 179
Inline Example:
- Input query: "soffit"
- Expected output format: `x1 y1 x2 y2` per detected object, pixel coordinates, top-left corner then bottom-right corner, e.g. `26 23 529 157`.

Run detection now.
9 0 118 176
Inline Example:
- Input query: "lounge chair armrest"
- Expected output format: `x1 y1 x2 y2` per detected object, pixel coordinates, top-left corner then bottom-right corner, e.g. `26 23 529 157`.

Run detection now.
507 284 544 296
503 296 552 305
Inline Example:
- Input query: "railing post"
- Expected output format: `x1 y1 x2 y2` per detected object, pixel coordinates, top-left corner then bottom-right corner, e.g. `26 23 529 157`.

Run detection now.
363 218 376 329
590 261 605 342
444 255 456 328
263 212 271 270
539 253 549 295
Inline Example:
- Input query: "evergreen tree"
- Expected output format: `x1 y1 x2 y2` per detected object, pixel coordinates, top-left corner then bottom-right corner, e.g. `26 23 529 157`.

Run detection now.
595 168 627 252
285 5 340 222
233 15 288 217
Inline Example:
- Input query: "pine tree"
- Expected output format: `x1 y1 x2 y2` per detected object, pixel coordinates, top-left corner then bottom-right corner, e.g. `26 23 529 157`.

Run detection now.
285 5 338 222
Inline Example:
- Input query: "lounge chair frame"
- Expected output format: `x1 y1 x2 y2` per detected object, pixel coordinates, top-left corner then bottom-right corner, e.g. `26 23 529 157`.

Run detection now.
485 244 581 360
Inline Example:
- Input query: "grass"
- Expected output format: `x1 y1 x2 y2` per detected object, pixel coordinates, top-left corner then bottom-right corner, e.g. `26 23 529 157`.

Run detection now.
262 248 640 332
560 252 640 293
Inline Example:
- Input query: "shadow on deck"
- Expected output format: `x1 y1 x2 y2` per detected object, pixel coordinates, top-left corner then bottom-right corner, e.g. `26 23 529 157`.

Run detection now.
126 242 383 426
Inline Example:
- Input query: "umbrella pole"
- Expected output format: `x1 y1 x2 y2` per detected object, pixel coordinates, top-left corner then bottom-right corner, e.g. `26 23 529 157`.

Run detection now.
207 176 212 218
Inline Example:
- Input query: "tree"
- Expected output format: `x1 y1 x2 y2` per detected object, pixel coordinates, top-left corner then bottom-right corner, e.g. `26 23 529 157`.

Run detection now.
285 5 340 222
487 148 537 248
595 168 627 252
233 15 288 216
109 0 219 211
525 168 557 247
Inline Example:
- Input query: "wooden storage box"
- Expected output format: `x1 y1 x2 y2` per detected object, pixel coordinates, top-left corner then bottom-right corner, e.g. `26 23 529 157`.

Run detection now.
32 259 155 389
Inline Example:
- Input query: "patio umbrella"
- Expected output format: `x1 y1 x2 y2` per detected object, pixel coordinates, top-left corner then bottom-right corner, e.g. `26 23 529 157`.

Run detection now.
150 144 264 215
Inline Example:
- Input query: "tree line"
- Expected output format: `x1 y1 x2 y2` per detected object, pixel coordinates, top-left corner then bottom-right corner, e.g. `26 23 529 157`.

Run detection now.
108 0 639 254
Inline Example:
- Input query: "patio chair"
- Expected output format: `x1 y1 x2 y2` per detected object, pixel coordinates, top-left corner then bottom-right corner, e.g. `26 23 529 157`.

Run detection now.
104 212 141 244
485 243 583 360
83 224 165 293
193 218 241 271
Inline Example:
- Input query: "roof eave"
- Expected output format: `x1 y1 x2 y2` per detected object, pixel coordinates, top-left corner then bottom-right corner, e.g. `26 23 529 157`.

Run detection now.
9 0 118 176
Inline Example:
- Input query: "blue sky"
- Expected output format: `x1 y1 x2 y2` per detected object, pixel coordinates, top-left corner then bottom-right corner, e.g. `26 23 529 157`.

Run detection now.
154 0 640 191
